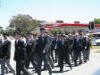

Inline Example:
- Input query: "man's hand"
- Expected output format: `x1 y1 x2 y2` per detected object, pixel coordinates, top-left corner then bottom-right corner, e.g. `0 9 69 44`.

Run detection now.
20 60 24 63
4 56 8 58
85 46 87 49
43 50 46 54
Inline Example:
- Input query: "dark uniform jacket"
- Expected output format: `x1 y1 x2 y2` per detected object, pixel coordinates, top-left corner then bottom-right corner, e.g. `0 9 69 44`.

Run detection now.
51 38 59 50
14 39 26 61
26 38 34 57
73 38 83 52
68 38 74 50
57 40 69 55
85 40 91 50
0 41 2 58
1 40 11 59
35 35 50 54
82 37 87 49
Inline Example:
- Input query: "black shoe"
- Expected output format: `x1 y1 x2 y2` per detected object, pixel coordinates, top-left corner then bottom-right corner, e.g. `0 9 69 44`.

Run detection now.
70 66 72 70
75 63 77 66
59 69 63 72
49 71 52 75
42 68 47 71
6 70 9 74
56 65 60 67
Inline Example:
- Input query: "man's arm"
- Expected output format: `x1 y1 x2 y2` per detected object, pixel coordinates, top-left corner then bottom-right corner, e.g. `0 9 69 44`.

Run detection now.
43 36 51 53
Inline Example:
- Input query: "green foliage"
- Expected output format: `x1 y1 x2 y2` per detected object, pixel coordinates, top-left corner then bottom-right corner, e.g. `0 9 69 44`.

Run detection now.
0 26 3 34
51 29 69 35
72 31 76 34
0 29 16 36
78 29 84 35
9 14 40 36
65 31 69 35
51 29 62 35
0 26 2 30
94 18 100 24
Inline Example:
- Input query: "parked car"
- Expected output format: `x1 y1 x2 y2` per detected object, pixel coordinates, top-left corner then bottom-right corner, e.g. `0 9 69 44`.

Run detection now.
92 38 100 46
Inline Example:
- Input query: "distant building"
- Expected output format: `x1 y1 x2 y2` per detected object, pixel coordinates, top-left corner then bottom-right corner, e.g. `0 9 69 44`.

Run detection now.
40 20 100 33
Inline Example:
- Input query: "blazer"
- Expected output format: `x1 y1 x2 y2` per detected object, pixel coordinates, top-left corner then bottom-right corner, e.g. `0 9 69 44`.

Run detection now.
73 38 83 52
26 38 34 57
57 40 69 54
1 40 11 59
0 41 2 58
35 35 50 54
14 39 26 61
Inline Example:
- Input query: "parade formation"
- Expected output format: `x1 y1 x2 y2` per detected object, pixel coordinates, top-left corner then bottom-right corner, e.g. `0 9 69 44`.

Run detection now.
0 28 91 75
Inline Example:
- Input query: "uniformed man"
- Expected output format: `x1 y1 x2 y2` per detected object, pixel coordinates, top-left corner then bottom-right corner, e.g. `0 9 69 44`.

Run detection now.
1 34 15 75
57 34 72 72
51 33 60 65
35 28 52 75
84 36 91 62
25 32 36 69
73 34 83 66
0 39 2 64
14 33 32 75
43 30 54 70
80 33 87 63
68 34 74 62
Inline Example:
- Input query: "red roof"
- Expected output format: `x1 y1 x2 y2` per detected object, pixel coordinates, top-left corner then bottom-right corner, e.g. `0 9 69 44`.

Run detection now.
55 23 100 27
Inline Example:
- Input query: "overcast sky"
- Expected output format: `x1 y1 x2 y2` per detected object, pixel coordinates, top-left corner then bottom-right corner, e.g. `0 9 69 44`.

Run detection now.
0 0 100 28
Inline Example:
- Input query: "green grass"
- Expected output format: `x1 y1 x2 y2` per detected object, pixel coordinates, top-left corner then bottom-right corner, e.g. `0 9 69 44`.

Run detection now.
96 50 100 53
92 46 100 49
92 46 100 53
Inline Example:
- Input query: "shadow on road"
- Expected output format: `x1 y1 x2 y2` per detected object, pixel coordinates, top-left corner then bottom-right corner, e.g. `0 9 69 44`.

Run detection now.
92 68 100 75
52 70 70 73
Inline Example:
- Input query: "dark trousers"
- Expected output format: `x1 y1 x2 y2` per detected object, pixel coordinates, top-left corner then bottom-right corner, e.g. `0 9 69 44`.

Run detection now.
44 52 54 69
74 50 82 66
73 51 79 66
50 50 55 62
25 55 37 69
54 50 60 66
86 49 90 61
16 61 32 75
55 50 58 63
59 54 72 71
82 48 86 62
36 54 52 75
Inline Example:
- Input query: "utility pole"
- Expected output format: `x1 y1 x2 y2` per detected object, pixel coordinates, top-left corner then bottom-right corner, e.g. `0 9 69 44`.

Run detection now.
88 22 95 49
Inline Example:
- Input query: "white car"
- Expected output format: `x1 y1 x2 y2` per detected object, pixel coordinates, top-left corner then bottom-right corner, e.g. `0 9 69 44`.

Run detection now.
95 38 100 46
92 38 100 46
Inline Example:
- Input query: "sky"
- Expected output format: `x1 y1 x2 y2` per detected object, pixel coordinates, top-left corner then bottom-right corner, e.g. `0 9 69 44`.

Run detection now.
0 0 100 28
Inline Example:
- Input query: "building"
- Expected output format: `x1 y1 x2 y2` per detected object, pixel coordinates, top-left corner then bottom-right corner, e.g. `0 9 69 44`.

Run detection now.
40 20 100 33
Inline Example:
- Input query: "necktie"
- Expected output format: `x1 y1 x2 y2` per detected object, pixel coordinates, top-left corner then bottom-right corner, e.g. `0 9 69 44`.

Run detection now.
16 40 18 45
62 40 64 46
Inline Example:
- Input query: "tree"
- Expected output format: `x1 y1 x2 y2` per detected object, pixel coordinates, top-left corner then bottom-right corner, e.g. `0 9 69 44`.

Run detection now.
78 29 84 35
0 26 3 34
51 29 62 35
0 26 2 30
9 14 40 35
94 18 100 24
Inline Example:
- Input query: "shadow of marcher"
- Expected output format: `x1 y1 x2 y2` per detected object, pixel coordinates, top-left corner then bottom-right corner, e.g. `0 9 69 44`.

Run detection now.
52 70 70 73
92 68 100 75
